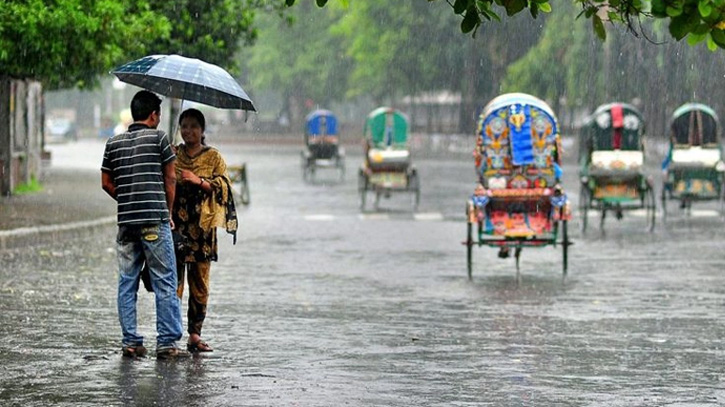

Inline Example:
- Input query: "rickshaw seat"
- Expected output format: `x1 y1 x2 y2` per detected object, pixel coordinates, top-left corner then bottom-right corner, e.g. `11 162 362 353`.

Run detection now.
590 150 643 171
671 146 721 166
367 148 410 171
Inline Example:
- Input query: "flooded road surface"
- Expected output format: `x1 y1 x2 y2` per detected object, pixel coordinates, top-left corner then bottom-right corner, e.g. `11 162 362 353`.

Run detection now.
1 140 725 406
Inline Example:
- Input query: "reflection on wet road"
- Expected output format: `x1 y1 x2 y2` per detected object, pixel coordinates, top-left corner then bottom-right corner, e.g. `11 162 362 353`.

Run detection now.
1 142 725 406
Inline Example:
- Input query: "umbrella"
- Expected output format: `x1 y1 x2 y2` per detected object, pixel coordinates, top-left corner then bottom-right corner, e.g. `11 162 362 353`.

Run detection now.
111 54 255 111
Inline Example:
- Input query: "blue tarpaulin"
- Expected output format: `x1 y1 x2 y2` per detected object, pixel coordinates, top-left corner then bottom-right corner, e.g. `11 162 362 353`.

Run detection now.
306 109 338 136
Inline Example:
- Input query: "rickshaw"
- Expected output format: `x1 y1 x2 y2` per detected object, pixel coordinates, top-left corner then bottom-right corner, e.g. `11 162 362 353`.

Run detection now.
228 163 250 205
661 103 725 218
358 107 420 211
301 109 345 182
465 93 571 282
578 103 656 232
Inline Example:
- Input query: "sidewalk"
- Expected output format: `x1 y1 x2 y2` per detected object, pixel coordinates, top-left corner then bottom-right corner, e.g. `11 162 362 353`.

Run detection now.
0 150 116 249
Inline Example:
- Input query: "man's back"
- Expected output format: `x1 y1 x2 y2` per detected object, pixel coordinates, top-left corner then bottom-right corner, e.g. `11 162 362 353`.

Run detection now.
101 125 175 225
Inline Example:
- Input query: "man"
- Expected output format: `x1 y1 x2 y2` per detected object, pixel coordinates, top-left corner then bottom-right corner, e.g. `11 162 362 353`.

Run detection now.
101 90 186 359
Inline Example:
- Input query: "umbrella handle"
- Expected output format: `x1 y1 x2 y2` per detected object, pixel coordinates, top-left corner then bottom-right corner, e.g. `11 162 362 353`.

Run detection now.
169 99 184 145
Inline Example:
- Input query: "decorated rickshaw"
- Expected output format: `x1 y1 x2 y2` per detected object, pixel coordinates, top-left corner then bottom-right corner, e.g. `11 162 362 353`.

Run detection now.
301 109 345 182
465 93 571 281
578 103 655 232
661 103 725 218
358 107 420 211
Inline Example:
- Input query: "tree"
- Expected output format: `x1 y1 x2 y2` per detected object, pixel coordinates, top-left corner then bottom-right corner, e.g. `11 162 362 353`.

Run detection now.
0 0 169 90
287 0 725 51
242 1 351 129
145 0 283 75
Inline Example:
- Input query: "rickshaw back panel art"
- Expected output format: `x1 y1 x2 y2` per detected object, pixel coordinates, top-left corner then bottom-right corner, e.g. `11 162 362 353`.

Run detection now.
661 103 725 217
578 102 656 232
466 93 571 282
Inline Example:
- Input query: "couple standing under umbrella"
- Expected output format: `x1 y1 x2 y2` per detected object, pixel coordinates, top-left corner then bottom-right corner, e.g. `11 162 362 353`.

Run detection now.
101 90 237 359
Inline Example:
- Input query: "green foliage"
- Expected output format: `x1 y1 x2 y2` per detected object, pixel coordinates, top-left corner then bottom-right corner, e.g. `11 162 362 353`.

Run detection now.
330 1 464 101
145 0 287 76
244 2 350 103
301 0 725 50
13 176 43 195
0 0 170 90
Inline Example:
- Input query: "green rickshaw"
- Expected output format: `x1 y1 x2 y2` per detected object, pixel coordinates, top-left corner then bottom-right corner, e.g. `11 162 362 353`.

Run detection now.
578 102 656 232
661 103 725 218
358 107 420 211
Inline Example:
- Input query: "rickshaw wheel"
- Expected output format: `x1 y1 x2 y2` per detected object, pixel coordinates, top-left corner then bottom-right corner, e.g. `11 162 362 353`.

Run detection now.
719 177 725 218
409 170 420 212
337 156 346 182
358 169 368 211
661 185 668 222
645 185 656 232
466 220 473 280
515 247 522 286
238 164 250 206
562 220 569 277
578 186 590 233
300 152 309 181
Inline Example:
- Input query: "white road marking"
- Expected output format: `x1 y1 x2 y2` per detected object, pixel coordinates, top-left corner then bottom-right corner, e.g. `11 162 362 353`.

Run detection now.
358 213 390 221
413 212 444 221
304 214 336 221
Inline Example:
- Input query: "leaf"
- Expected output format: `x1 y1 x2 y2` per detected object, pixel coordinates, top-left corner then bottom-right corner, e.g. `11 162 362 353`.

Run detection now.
592 15 606 40
504 0 527 16
651 0 667 17
693 23 710 35
669 11 701 40
707 34 718 50
687 32 707 45
699 0 713 18
710 28 725 47
666 5 683 17
315 0 328 6
285 0 295 6
461 8 481 33
669 19 688 40
538 2 552 13
453 0 468 15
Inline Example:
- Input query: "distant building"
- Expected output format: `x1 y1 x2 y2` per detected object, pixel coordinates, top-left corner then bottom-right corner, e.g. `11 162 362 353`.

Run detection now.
400 91 462 134
0 77 44 196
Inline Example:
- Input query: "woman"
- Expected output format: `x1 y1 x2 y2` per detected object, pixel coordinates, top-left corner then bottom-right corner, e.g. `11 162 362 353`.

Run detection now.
172 108 237 353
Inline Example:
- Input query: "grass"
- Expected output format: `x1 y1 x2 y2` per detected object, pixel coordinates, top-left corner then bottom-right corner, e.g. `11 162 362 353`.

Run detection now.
13 177 43 195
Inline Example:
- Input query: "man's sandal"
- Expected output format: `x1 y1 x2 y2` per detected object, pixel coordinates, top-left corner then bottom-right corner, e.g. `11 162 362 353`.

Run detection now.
122 344 148 358
187 341 213 353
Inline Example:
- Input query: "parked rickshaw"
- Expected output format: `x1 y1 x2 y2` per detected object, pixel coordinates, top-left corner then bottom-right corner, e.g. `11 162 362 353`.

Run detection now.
228 163 250 205
301 109 345 182
661 103 725 218
465 93 571 282
358 107 420 211
578 103 655 232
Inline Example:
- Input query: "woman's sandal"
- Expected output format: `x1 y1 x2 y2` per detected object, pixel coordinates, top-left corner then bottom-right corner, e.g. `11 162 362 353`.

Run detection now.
187 340 213 353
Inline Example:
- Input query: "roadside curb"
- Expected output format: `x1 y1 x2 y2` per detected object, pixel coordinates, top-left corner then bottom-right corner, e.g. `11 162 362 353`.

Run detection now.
0 216 116 250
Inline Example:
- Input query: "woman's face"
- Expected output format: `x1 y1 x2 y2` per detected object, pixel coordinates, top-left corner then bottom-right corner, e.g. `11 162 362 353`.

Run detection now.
180 116 203 146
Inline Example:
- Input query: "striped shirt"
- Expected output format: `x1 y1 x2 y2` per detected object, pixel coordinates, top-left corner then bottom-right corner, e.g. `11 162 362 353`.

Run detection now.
101 124 176 225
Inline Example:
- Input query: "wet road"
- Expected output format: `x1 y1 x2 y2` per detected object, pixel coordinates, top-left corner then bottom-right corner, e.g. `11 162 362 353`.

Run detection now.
1 139 725 406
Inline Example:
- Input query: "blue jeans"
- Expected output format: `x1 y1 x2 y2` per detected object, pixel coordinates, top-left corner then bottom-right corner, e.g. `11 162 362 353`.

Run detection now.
116 222 183 349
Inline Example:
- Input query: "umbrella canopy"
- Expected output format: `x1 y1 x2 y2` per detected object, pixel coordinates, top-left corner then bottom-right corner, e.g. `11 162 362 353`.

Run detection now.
112 54 255 111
